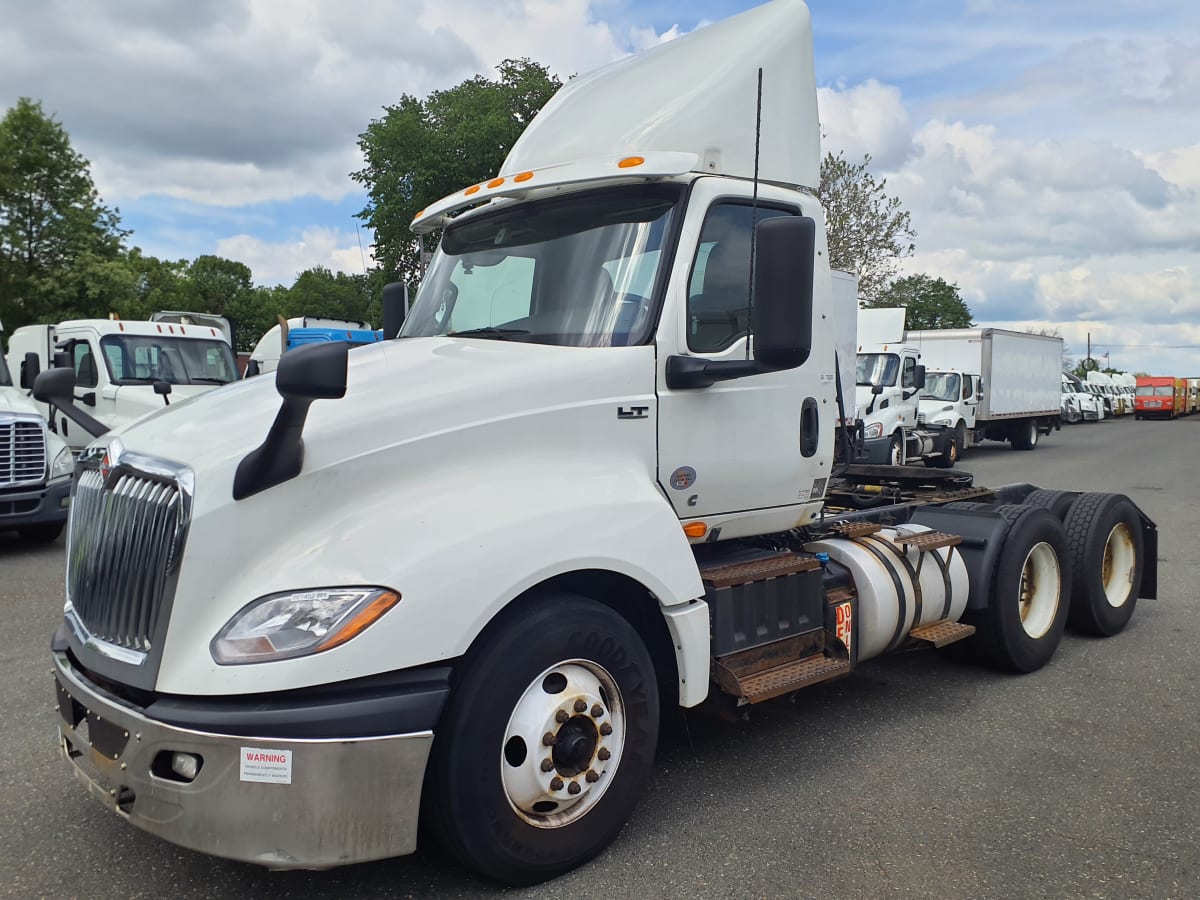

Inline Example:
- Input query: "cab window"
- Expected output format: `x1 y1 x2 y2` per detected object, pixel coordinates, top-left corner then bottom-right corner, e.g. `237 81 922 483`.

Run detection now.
901 356 917 389
72 341 99 388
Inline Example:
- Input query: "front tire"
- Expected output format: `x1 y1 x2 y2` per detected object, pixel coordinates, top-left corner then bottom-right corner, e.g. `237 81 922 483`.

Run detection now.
889 432 905 466
1064 493 1144 636
426 594 659 885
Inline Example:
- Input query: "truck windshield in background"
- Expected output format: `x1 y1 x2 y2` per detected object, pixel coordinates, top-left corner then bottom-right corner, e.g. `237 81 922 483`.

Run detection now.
1135 385 1174 397
402 185 681 348
0 350 11 386
921 372 960 402
99 335 238 386
856 353 900 387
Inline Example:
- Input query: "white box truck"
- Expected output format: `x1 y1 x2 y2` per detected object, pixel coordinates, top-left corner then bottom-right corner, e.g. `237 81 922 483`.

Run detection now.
41 0 1156 884
909 328 1063 453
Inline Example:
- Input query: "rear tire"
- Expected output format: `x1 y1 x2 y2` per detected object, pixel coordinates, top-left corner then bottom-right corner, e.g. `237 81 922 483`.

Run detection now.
425 594 659 885
1063 493 1143 636
1021 489 1076 521
969 505 1070 672
1010 419 1039 451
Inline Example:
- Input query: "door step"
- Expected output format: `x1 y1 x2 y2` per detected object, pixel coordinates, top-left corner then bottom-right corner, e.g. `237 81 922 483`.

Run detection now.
908 619 975 648
713 632 851 704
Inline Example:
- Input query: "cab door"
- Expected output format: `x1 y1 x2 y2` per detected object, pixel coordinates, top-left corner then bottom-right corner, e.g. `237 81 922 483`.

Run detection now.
654 179 834 528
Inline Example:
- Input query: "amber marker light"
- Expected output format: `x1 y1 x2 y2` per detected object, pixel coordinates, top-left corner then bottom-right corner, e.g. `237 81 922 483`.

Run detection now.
487 177 505 188
683 522 708 539
316 590 402 652
618 156 646 168
514 171 534 182
464 185 482 196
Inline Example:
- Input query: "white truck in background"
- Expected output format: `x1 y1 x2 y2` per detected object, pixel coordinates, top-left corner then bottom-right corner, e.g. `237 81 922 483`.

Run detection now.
0 319 74 541
40 0 1156 885
1062 372 1103 422
5 315 239 451
910 328 1063 453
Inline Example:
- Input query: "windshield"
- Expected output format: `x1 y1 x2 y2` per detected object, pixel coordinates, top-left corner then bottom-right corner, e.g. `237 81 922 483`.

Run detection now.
0 349 11 386
403 185 681 347
99 335 238 385
921 372 960 402
856 353 900 387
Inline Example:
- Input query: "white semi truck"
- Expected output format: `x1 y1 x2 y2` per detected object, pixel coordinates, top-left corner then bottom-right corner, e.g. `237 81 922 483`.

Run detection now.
42 0 1156 885
5 315 239 451
0 320 74 541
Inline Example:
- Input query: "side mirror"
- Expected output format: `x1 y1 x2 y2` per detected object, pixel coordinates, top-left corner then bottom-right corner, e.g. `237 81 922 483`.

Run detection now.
871 384 884 395
154 380 172 406
382 281 408 339
752 216 815 370
914 364 926 391
53 351 71 370
233 341 349 501
20 352 40 390
33 367 109 438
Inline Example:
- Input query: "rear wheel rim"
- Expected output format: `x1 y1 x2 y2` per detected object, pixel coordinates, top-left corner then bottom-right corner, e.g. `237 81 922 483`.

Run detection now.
1101 522 1137 608
1018 541 1060 638
501 660 625 829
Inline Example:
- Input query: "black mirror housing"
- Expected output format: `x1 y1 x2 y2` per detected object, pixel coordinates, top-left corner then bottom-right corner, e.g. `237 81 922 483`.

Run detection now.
33 367 109 438
914 364 926 391
53 351 71 370
871 384 884 395
752 216 815 370
382 281 408 339
20 352 40 390
276 341 349 400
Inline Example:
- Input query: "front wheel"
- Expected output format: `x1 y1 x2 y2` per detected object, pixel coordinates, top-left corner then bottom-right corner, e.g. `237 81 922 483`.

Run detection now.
889 432 906 466
425 594 660 885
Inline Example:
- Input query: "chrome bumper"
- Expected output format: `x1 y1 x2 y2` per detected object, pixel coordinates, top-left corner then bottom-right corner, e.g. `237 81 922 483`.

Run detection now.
53 651 433 869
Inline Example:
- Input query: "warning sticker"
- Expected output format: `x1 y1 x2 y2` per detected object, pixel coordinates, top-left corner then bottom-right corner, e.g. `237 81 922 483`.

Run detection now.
835 602 853 654
240 747 293 784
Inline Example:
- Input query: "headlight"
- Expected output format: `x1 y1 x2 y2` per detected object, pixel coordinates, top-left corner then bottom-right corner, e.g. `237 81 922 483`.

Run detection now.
864 422 884 439
50 446 74 480
211 587 400 665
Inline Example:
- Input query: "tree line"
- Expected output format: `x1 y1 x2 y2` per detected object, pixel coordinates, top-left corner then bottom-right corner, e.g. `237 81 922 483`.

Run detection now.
1 60 972 354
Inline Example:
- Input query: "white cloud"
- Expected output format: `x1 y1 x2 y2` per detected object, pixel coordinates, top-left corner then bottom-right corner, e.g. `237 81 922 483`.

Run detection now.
818 79 912 170
215 227 373 286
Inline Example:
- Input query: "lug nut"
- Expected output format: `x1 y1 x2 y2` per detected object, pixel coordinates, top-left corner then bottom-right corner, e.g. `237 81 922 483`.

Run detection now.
550 777 564 791
555 710 569 723
574 699 587 713
591 704 604 718
598 747 611 761
568 781 582 795
585 770 600 783
600 722 613 736
540 758 555 772
542 732 556 747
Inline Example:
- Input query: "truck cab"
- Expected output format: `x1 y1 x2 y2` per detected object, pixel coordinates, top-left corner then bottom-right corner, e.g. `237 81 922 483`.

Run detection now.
245 317 385 377
1134 376 1179 419
5 317 239 450
0 320 74 541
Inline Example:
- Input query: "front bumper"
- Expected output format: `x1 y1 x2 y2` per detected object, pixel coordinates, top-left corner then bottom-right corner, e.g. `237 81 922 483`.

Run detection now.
860 435 893 464
0 477 70 529
52 648 444 869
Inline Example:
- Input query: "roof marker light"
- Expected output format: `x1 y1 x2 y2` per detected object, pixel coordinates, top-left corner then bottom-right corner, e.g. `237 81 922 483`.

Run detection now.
487 177 505 188
464 185 481 196
618 156 645 169
514 171 534 182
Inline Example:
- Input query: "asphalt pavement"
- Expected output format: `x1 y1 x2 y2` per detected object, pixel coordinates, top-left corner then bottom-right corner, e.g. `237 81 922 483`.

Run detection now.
2 414 1197 899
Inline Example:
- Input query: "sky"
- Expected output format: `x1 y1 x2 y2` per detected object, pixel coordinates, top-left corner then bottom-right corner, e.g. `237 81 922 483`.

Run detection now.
3 0 1200 374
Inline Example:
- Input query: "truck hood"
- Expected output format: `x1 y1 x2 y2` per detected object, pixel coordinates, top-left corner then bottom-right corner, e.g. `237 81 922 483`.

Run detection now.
0 386 43 417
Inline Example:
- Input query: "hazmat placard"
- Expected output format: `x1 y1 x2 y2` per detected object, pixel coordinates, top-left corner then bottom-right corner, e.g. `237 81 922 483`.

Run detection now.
239 747 293 784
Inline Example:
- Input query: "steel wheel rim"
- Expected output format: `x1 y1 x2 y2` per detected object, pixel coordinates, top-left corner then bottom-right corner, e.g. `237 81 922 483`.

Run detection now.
1018 541 1060 638
891 437 903 466
500 660 625 829
1101 522 1136 608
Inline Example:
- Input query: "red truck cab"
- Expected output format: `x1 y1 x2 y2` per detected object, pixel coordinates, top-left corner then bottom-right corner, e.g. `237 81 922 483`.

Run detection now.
1134 376 1184 419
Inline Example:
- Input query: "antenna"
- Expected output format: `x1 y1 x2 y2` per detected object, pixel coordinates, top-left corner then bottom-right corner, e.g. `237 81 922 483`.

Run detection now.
746 66 763 362
355 223 368 274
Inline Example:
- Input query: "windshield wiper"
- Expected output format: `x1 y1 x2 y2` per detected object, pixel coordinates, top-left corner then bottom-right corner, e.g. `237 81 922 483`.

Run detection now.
447 327 530 340
188 377 230 384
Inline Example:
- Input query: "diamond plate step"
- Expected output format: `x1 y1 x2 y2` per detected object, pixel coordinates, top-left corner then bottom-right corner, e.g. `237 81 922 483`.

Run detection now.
700 552 820 589
721 654 852 704
908 619 976 648
894 531 963 552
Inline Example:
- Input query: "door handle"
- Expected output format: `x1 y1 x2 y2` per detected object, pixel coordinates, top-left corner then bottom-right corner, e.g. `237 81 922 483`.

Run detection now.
800 397 819 458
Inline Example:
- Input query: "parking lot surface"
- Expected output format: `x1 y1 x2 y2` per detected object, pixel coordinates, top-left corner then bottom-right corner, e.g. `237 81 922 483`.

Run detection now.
2 415 1197 898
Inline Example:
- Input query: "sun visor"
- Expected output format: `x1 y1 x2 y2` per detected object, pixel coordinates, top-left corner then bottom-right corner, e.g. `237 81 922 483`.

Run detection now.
501 0 820 189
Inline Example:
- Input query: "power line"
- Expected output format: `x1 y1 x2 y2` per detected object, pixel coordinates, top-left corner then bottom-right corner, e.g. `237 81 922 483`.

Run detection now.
1079 343 1200 350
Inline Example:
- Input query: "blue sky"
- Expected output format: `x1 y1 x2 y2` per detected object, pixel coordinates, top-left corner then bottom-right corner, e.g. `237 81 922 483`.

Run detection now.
3 0 1200 373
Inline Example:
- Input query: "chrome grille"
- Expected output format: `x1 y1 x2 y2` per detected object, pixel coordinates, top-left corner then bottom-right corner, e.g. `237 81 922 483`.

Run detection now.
0 418 47 488
916 413 928 426
67 466 186 655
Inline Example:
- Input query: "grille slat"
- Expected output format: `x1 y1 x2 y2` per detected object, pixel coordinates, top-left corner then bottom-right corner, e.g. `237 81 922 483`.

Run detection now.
0 420 48 487
67 465 186 655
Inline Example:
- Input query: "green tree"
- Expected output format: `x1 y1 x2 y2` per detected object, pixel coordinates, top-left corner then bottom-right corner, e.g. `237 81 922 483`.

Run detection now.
226 284 288 353
187 254 253 315
817 150 915 304
0 98 128 329
867 274 972 330
353 59 562 289
285 266 371 322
